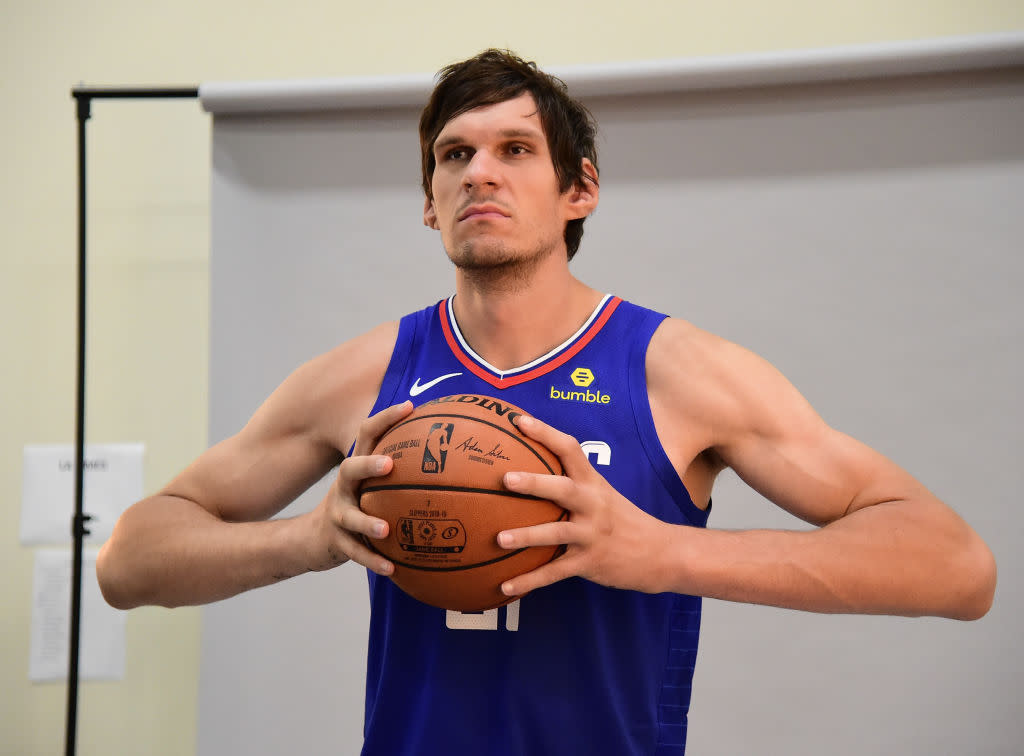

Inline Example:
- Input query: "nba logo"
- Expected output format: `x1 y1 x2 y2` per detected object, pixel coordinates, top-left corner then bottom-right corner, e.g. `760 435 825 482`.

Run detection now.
421 422 454 474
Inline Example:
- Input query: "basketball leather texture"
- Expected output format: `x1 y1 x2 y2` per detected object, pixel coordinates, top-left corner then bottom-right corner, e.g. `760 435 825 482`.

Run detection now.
359 394 566 611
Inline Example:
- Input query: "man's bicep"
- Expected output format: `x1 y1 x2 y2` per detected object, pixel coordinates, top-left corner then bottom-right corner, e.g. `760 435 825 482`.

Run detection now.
165 320 399 522
164 433 339 523
159 326 394 522
711 346 927 527
720 416 921 526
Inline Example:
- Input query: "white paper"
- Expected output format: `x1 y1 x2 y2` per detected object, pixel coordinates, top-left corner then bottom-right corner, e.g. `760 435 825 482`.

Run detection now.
29 549 126 682
21 443 144 545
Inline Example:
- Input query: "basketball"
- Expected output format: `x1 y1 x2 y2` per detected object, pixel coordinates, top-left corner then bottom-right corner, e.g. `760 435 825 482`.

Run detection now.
359 394 566 611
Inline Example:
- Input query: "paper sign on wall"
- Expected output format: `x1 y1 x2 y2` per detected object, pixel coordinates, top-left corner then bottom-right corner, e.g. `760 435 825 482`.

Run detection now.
21 443 144 545
29 549 126 681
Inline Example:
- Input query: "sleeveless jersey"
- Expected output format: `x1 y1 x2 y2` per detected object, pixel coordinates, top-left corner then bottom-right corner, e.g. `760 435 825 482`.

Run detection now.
360 295 711 756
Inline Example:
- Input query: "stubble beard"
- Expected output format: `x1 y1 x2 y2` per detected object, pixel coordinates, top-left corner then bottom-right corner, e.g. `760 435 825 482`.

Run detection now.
447 237 558 294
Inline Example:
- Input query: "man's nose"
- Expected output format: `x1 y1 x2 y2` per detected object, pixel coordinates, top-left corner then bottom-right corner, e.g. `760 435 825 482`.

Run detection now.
463 150 501 189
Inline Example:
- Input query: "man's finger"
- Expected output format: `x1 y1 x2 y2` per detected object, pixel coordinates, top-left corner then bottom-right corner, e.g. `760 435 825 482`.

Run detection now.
503 469 578 508
339 453 394 486
501 554 577 597
514 414 592 478
497 520 574 550
352 401 414 457
338 495 390 540
336 530 394 576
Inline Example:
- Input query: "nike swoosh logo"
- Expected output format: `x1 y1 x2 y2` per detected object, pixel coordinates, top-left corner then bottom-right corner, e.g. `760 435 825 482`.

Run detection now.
409 372 463 397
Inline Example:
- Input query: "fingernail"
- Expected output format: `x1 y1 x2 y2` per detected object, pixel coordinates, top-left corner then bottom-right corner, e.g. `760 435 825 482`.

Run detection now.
373 522 387 538
375 457 387 474
505 472 521 487
501 581 514 595
497 532 511 547
380 561 393 575
517 415 534 429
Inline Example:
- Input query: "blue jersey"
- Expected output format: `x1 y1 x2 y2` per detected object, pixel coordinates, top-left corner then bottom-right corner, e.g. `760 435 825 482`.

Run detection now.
361 295 711 755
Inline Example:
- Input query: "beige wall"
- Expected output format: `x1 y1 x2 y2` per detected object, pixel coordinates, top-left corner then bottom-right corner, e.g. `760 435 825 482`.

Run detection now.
3 2 1021 753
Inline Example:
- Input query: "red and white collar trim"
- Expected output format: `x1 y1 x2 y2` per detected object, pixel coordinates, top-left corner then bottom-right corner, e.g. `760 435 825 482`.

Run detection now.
439 294 622 389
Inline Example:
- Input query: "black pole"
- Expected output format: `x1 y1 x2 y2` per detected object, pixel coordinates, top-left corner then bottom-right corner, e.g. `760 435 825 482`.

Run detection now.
66 90 92 756
65 84 199 756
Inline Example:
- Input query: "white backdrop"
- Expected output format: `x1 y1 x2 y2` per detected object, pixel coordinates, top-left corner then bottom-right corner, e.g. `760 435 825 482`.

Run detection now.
198 42 1023 755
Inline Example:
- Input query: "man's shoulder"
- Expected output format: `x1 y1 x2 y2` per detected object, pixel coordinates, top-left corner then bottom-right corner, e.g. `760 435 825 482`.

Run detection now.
646 315 817 450
289 320 402 451
647 316 731 370
645 316 778 427
318 319 402 397
320 320 401 370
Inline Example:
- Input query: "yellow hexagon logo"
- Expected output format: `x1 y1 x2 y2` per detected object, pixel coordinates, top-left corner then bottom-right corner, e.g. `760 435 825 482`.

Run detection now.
570 367 595 387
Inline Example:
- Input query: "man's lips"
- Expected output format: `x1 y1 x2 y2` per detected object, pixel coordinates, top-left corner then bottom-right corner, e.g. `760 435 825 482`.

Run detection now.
458 204 510 221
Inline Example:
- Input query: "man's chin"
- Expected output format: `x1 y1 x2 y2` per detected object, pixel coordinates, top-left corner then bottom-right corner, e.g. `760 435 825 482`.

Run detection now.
446 241 521 271
446 241 559 292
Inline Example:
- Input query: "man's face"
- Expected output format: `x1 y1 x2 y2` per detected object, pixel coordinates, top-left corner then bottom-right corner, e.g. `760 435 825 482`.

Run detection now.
423 93 593 273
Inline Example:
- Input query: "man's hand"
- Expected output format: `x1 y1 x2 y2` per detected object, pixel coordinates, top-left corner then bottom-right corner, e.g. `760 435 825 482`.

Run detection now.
304 401 413 577
496 414 676 597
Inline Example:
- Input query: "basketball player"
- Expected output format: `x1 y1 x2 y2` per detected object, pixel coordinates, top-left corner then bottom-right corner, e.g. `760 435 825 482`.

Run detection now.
97 50 996 754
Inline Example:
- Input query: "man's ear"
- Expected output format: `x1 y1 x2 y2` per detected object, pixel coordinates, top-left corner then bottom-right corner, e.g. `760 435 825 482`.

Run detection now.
564 158 599 220
423 195 439 229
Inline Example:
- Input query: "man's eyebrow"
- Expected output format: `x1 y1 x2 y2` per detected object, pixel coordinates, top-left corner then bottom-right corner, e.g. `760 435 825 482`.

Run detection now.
433 128 545 153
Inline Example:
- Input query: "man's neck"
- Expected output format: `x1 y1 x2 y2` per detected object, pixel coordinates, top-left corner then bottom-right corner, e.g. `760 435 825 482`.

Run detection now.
451 263 603 372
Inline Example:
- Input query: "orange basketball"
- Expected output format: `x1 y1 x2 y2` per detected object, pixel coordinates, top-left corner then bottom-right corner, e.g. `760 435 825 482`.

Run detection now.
359 394 565 612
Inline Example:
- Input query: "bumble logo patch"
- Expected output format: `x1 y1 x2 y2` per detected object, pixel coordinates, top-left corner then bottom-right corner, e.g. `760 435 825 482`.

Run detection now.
551 367 611 405
571 367 595 387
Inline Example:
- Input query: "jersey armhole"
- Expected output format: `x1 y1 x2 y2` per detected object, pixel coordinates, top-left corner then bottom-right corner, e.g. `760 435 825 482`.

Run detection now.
627 312 710 528
346 313 419 457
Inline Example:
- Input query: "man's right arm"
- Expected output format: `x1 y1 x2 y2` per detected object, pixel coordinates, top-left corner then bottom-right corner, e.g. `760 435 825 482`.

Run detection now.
96 322 406 609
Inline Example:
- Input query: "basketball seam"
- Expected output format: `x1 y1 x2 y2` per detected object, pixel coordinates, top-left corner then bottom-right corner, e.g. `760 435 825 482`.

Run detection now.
359 483 551 501
390 547 530 572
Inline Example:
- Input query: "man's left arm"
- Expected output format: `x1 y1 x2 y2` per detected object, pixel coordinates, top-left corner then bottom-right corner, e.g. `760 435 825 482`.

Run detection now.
497 320 996 620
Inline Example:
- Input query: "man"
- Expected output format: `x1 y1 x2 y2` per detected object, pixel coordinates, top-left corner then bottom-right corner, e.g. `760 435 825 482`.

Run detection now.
98 50 996 754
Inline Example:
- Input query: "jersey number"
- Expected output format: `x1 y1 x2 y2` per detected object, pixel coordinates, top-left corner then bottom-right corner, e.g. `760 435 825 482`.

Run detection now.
446 600 520 631
444 440 610 632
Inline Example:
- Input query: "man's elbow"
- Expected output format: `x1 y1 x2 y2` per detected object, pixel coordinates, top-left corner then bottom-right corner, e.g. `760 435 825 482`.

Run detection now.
96 539 143 611
948 535 997 621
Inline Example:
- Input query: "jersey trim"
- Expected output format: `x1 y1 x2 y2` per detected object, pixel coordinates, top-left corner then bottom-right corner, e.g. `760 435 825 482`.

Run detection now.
348 316 417 458
627 316 709 528
439 295 622 389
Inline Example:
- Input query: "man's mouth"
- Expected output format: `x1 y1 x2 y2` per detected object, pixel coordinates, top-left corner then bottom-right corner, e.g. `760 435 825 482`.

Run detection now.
458 204 510 221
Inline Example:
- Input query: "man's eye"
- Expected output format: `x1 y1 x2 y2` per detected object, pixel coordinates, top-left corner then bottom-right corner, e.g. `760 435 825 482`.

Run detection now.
508 144 529 155
444 148 467 161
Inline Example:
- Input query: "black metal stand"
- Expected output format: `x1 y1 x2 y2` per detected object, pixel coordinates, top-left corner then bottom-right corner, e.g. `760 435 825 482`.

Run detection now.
67 85 199 756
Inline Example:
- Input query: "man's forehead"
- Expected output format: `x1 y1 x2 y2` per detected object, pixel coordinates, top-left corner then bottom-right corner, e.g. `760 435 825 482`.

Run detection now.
434 93 544 146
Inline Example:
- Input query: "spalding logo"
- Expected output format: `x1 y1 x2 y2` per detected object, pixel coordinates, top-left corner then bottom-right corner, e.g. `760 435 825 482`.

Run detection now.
422 394 522 429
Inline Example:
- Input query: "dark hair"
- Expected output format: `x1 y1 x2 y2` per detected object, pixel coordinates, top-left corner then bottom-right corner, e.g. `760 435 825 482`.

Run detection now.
419 49 598 260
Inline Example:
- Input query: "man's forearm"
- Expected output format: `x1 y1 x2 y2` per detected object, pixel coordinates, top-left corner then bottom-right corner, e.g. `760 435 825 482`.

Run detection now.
97 495 313 609
656 497 996 620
